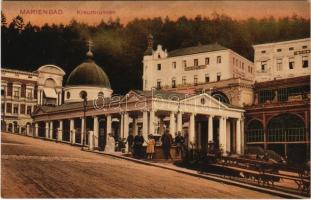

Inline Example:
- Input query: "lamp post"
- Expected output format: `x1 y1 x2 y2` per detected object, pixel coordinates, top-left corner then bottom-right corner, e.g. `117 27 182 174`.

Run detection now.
80 91 88 150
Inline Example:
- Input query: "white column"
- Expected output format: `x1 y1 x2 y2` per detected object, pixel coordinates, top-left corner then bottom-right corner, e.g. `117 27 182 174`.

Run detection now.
58 120 63 142
70 119 75 144
133 118 138 136
56 93 59 106
169 112 176 137
177 112 182 134
93 116 99 149
219 117 227 155
45 122 49 138
123 113 129 152
142 111 148 142
241 118 245 154
106 115 112 134
208 115 213 142
49 121 53 139
37 90 40 104
189 113 195 148
26 124 30 136
89 131 94 150
40 90 43 105
81 118 85 145
226 119 231 153
120 114 124 138
149 110 155 134
35 123 38 137
236 118 241 154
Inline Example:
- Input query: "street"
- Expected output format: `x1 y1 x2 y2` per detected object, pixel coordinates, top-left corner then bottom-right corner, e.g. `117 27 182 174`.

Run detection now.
1 133 279 198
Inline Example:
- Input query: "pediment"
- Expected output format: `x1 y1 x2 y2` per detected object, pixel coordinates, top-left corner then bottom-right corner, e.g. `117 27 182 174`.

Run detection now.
180 93 228 109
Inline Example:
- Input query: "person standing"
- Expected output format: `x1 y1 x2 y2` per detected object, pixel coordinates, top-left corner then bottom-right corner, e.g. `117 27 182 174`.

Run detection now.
161 130 173 159
175 131 185 156
105 133 115 153
126 134 134 153
146 134 156 159
133 132 144 158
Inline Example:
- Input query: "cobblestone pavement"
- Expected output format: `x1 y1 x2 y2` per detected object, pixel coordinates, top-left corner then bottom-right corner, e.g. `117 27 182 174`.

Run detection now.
1 133 280 198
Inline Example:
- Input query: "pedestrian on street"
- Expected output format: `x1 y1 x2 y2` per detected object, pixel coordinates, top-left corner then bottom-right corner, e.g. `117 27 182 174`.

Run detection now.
105 133 115 153
126 134 134 153
161 130 173 160
146 134 156 159
174 131 185 156
133 132 144 158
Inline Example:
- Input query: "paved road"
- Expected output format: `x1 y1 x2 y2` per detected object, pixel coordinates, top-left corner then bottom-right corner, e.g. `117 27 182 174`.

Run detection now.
1 133 279 198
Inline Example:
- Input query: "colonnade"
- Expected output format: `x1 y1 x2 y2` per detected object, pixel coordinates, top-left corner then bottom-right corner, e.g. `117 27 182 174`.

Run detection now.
34 110 244 155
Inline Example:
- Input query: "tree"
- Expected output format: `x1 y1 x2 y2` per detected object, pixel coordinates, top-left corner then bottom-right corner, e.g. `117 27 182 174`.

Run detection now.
9 15 25 33
1 12 7 27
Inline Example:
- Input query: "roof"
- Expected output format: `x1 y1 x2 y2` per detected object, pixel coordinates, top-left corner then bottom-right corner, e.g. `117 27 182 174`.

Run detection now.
66 58 111 88
168 43 228 57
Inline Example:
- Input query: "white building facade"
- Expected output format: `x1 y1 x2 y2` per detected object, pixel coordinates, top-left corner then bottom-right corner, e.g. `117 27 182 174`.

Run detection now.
1 65 65 134
253 38 310 82
143 43 254 91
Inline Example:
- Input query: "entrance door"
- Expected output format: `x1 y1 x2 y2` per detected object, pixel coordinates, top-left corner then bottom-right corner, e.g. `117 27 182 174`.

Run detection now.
98 118 107 151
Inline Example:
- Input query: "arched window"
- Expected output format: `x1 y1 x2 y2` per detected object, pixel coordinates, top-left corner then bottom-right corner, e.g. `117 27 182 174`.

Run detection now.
212 91 230 104
247 120 264 142
267 113 304 142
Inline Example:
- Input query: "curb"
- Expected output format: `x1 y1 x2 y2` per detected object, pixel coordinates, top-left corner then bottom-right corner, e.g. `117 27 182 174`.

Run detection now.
87 150 307 199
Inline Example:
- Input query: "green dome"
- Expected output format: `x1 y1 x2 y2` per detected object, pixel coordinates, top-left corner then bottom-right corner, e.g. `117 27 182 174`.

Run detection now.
66 55 111 88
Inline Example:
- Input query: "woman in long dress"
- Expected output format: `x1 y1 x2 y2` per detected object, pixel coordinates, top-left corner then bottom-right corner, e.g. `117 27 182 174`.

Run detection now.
146 134 156 159
105 133 115 153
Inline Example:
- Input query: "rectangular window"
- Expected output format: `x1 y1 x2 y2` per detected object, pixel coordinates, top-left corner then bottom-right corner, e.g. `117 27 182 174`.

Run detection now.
157 64 161 71
20 104 25 114
13 90 19 99
277 49 282 52
21 84 26 98
217 56 221 64
289 58 294 69
27 106 32 115
172 79 176 88
172 62 176 69
194 59 198 66
182 76 186 85
217 73 221 81
261 61 267 71
289 47 294 51
276 59 282 71
6 103 12 113
182 60 187 68
27 89 33 99
233 58 235 65
242 63 244 70
34 85 38 99
156 80 161 89
1 88 5 97
205 74 210 83
261 50 266 54
194 75 198 85
1 103 4 114
13 104 18 114
302 56 309 68
205 57 210 65
302 45 307 49
7 82 12 96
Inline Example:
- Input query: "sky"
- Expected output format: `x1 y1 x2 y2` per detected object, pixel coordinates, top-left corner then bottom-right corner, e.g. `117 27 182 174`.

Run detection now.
2 1 310 26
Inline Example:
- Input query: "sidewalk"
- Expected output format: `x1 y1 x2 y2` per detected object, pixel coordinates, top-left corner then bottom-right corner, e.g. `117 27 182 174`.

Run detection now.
87 150 306 199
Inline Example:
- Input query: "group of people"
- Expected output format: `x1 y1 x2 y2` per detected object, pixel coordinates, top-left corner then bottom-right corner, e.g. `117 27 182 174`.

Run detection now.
105 130 186 160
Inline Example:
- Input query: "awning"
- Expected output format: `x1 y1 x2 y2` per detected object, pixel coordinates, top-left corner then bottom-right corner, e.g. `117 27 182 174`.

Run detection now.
43 88 57 99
